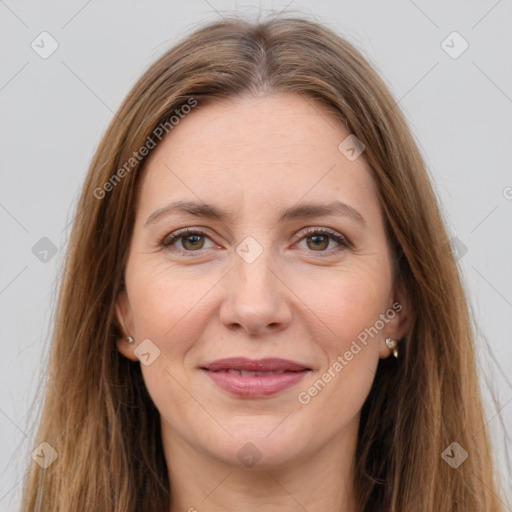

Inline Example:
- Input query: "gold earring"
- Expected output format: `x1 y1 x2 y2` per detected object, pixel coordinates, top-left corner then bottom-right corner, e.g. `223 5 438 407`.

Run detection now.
126 336 135 344
385 338 398 358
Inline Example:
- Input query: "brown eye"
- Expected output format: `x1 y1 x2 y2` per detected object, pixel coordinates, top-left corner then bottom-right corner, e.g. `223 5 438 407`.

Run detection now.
295 227 349 255
161 228 215 253
181 234 205 250
306 234 330 251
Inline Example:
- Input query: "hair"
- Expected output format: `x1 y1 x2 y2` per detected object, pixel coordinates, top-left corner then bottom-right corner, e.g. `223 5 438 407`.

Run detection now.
20 14 504 512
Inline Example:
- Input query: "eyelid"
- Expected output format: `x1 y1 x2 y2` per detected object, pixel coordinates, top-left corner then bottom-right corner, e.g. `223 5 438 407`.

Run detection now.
291 226 349 244
161 227 217 251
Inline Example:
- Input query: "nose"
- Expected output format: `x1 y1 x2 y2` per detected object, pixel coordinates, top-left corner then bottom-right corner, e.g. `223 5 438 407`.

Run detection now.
219 252 292 337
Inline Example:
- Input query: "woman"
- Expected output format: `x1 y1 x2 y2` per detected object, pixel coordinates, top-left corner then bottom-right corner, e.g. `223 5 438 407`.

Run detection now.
20 15 504 512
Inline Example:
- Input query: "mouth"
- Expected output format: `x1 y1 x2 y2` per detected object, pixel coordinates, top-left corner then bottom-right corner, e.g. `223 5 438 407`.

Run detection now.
200 357 312 397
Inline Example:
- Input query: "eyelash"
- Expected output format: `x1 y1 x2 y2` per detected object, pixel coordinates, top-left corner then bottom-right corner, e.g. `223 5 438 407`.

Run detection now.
160 227 350 257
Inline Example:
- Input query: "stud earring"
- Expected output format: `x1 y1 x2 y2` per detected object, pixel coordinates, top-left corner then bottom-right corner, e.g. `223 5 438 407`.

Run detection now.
126 336 135 344
385 338 398 358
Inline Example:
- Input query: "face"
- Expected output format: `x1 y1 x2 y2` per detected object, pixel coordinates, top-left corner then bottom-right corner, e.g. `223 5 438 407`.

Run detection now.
116 93 409 470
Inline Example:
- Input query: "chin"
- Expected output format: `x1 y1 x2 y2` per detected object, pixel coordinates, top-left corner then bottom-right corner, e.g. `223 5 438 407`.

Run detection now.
207 418 312 470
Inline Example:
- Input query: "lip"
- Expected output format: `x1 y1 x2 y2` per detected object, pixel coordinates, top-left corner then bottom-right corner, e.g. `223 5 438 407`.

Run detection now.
201 357 312 398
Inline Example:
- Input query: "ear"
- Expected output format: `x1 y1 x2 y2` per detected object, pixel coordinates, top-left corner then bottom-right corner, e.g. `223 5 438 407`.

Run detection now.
379 278 413 359
115 288 138 361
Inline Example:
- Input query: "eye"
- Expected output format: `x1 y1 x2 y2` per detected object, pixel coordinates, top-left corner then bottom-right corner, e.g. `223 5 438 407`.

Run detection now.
161 228 216 254
294 227 350 254
160 226 350 257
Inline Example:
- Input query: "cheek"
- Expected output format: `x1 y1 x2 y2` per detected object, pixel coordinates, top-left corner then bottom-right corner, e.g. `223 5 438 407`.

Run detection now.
309 264 392 350
297 272 388 423
126 261 216 356
126 265 214 431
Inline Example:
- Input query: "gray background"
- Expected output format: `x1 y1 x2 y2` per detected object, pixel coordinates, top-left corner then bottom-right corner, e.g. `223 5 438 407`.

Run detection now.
1 0 511 510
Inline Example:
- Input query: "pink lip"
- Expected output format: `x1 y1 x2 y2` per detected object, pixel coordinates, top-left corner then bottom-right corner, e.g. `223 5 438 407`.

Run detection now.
201 357 311 398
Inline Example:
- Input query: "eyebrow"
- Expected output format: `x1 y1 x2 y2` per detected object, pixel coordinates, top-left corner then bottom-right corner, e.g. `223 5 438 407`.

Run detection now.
144 199 367 227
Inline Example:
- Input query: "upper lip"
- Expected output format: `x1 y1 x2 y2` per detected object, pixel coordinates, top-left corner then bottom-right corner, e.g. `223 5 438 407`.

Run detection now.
201 357 311 372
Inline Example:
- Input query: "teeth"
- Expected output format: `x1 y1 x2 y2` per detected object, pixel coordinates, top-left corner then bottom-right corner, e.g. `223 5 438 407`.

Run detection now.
223 369 288 376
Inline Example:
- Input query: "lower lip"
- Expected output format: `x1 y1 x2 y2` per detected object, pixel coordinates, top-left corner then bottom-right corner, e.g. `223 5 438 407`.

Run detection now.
202 369 309 397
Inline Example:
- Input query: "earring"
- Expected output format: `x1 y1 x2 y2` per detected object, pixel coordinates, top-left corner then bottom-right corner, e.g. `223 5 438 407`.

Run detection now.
385 338 398 358
126 336 135 344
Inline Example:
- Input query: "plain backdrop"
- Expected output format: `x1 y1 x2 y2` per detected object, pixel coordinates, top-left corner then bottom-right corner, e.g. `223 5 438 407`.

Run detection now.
1 1 511 510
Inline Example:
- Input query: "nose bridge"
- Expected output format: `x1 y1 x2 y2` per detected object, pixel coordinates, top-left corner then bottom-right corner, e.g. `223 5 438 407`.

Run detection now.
220 243 291 335
233 231 278 291
235 247 276 296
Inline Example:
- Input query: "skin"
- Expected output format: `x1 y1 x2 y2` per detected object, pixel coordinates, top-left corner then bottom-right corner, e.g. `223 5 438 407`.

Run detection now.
116 92 411 512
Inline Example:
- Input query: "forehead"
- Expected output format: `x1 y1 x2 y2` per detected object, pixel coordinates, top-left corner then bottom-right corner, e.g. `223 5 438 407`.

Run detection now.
136 93 380 223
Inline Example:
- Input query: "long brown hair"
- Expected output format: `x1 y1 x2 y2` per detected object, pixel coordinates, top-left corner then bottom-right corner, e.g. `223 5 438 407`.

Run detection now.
20 14 504 511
